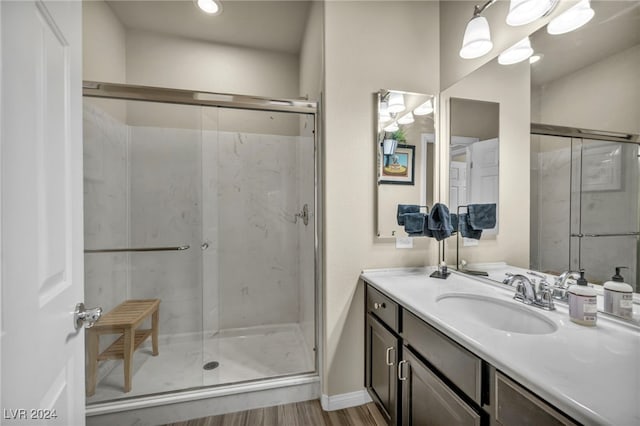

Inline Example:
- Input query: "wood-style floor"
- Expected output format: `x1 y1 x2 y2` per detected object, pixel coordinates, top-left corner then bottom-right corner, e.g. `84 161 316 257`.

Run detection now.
164 400 387 426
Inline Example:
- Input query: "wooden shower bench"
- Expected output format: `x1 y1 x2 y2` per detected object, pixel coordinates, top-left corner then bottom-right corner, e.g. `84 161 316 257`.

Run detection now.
86 299 160 397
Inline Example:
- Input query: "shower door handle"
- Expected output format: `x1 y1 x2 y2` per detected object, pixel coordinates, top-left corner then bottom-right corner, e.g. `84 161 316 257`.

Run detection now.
295 204 309 226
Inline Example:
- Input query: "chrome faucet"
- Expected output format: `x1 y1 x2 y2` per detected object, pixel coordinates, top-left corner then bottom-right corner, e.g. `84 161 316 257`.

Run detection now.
504 273 555 311
550 271 581 301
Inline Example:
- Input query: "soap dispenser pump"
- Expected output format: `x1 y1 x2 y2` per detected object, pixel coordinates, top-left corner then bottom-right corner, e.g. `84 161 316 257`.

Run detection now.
568 269 597 326
603 266 633 319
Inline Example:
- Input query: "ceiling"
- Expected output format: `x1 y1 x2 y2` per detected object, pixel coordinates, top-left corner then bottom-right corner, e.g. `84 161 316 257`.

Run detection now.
531 1 640 86
106 0 312 54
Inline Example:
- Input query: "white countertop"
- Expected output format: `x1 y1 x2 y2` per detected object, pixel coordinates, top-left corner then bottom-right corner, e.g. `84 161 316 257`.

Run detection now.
360 266 640 426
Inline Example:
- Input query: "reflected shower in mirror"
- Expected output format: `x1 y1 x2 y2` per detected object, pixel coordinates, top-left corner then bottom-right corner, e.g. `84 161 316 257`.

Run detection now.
449 97 499 244
376 90 436 238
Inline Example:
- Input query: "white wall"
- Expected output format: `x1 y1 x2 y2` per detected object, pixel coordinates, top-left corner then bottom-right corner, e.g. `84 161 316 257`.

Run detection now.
441 59 531 268
323 1 440 397
82 0 126 122
125 29 299 99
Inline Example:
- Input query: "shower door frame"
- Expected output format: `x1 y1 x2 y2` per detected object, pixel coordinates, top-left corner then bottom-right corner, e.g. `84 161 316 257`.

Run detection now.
83 81 323 411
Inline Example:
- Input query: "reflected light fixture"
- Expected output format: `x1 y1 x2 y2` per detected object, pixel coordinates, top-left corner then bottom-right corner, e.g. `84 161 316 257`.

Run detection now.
498 37 534 65
387 92 406 114
547 0 594 35
506 0 558 26
379 101 391 123
196 0 222 15
414 99 434 116
384 122 399 132
459 0 496 60
398 112 415 125
529 53 543 64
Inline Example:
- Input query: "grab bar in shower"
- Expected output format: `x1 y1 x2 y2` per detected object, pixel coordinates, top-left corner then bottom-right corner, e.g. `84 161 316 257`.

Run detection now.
571 232 640 238
84 245 190 253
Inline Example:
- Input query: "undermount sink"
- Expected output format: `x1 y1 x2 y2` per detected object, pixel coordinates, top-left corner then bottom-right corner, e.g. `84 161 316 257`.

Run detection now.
436 293 558 335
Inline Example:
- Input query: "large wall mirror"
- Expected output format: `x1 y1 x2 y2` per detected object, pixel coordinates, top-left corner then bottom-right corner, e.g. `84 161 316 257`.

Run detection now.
376 90 436 238
442 1 640 322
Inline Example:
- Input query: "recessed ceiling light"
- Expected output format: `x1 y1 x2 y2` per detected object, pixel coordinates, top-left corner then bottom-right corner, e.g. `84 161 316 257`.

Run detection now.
196 0 222 15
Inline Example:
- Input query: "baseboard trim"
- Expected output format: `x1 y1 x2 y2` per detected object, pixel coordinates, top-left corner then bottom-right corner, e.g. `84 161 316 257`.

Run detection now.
320 390 372 411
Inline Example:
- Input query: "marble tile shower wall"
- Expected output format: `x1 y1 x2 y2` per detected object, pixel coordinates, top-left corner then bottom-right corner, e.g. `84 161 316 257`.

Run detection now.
534 143 639 288
129 126 204 336
216 131 303 330
83 102 130 352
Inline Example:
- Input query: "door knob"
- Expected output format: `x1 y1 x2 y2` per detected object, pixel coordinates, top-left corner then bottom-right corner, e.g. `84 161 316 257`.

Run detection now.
74 303 103 330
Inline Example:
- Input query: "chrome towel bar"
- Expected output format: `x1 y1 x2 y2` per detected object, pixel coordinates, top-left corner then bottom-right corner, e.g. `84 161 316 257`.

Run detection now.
84 245 190 253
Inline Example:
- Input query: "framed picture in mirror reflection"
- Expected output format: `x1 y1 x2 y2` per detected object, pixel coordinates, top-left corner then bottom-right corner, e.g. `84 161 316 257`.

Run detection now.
379 144 415 185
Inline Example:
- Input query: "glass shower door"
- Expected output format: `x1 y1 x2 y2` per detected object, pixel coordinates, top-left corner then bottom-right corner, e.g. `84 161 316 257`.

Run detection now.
199 106 316 387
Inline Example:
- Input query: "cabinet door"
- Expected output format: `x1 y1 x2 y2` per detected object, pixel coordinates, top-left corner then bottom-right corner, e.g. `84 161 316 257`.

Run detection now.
366 313 399 424
401 348 482 426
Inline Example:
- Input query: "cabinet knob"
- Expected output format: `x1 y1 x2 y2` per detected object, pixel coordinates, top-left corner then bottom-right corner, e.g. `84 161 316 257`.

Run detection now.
374 302 386 310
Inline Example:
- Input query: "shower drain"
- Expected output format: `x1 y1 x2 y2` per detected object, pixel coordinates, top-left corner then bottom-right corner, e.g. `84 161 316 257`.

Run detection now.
203 361 220 370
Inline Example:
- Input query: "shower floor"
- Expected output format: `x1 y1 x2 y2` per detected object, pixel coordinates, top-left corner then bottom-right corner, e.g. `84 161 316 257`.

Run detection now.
86 323 314 404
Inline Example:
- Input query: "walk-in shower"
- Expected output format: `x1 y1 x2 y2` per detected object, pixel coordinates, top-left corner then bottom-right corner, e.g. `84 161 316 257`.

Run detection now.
530 124 640 291
82 83 319 405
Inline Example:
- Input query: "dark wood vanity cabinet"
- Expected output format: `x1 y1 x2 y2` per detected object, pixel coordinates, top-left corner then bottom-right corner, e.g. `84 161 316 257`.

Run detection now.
364 283 579 426
365 286 401 424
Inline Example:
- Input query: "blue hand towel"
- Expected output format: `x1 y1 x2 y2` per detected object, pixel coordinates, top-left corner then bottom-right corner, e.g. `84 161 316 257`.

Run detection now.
427 203 453 241
459 213 483 239
397 204 420 226
468 203 496 230
450 213 458 233
403 212 426 234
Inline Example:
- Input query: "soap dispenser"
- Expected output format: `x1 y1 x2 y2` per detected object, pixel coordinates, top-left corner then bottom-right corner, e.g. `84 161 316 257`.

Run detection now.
603 266 633 319
568 270 597 326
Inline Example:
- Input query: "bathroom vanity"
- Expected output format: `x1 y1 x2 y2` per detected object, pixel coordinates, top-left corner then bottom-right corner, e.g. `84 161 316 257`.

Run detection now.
362 267 639 426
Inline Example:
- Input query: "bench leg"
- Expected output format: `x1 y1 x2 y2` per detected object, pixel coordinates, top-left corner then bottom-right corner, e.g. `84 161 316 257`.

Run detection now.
86 331 99 397
123 328 135 393
151 308 159 356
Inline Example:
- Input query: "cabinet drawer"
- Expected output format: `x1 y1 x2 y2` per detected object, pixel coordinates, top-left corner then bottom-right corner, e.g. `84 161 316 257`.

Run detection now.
402 310 482 405
367 285 399 332
495 372 577 426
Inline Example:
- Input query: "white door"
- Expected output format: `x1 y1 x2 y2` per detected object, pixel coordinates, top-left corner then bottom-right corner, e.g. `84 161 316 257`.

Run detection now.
469 138 499 234
449 160 468 212
1 1 85 425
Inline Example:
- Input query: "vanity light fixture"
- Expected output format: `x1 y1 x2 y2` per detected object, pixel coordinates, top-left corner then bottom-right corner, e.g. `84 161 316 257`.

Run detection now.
459 0 496 59
414 99 434 116
387 92 406 114
195 0 222 15
397 112 414 125
506 0 558 26
547 0 594 35
498 36 534 65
